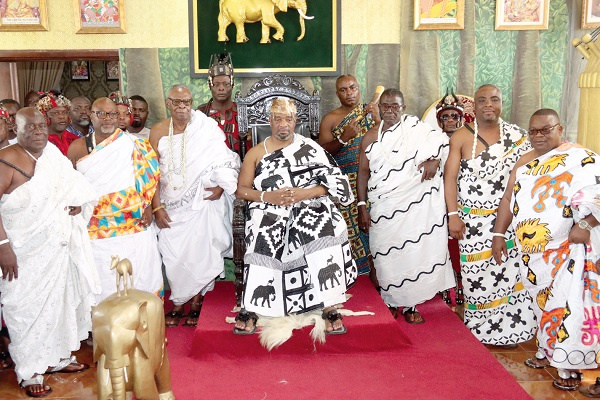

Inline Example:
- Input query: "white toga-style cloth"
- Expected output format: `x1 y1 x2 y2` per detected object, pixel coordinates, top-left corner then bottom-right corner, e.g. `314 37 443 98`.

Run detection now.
0 144 100 382
158 110 240 305
367 115 455 308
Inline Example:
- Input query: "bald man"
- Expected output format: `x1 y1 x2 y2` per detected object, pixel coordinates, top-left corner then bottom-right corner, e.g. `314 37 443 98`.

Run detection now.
68 98 164 303
0 107 98 397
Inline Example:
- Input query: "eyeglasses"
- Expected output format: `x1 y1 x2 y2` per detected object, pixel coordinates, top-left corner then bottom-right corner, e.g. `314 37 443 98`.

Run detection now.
379 104 403 111
528 123 560 137
168 98 193 107
440 113 461 122
47 110 69 117
91 111 119 119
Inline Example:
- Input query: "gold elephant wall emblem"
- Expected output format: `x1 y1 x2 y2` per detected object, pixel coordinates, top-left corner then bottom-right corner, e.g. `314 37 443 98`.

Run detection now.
218 0 314 44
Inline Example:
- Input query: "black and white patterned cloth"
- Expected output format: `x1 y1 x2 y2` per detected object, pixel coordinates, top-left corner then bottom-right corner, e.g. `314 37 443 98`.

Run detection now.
243 135 357 317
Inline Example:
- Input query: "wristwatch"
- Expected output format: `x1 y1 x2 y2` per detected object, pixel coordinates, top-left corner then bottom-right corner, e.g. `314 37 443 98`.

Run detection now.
578 220 593 231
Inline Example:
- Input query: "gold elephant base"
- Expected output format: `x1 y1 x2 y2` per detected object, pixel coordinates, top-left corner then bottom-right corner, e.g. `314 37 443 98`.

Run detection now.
92 288 175 400
578 87 600 154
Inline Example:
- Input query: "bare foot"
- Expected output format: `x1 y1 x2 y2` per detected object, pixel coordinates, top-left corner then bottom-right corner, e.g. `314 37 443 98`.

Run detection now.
21 375 52 397
165 305 185 327
322 307 346 334
403 307 425 324
233 310 257 335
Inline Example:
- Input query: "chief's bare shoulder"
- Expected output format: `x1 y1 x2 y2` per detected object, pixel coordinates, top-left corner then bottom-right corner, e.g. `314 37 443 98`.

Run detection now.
67 137 87 166
0 145 20 163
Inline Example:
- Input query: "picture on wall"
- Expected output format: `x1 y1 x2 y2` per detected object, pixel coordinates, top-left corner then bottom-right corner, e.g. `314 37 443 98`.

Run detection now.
74 0 126 33
582 0 600 30
414 0 464 30
495 0 549 30
71 61 90 81
0 0 48 31
105 60 120 81
188 0 341 77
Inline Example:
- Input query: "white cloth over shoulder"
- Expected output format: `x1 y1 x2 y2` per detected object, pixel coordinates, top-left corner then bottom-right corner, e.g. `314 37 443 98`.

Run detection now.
158 110 240 305
0 144 99 382
367 115 454 307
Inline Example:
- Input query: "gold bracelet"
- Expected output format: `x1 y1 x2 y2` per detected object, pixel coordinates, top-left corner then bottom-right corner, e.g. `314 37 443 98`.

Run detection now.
152 205 165 213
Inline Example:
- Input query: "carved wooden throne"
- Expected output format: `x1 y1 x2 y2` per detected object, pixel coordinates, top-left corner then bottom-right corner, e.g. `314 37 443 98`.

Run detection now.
232 74 321 306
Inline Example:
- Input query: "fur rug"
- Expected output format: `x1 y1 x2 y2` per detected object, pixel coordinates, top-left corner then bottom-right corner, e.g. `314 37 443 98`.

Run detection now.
227 302 374 351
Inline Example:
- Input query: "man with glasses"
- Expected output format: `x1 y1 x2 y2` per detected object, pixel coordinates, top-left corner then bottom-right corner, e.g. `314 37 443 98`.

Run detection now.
492 109 600 392
444 84 536 347
66 96 94 138
67 97 164 303
36 92 79 156
319 75 378 281
357 89 454 323
0 107 98 397
149 84 240 327
197 53 248 157
436 91 466 305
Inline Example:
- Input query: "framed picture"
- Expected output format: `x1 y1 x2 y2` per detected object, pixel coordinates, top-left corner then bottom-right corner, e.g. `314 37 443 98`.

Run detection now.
582 0 600 30
414 0 465 30
0 0 48 31
188 0 341 77
71 61 90 81
74 0 126 34
495 0 549 30
105 60 120 81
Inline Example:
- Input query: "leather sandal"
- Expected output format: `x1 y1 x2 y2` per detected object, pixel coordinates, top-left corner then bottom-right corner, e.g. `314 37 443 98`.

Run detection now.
322 309 347 335
233 310 258 335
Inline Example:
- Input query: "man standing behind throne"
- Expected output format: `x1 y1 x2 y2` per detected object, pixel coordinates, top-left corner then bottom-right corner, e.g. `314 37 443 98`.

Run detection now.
320 75 378 278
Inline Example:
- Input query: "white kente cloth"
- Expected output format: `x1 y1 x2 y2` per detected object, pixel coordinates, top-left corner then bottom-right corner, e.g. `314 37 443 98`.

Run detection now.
458 121 536 345
366 115 455 308
511 142 600 370
0 144 100 382
243 135 357 317
77 132 163 303
158 110 240 305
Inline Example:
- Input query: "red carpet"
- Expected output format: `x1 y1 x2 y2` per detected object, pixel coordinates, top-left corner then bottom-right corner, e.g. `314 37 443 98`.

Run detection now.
165 277 532 399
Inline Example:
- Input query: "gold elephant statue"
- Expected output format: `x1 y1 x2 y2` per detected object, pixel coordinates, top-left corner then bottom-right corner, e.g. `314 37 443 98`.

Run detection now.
92 288 175 400
217 0 314 44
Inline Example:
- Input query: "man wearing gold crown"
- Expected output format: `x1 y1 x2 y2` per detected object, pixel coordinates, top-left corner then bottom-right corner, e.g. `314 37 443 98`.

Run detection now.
444 84 536 347
36 92 80 156
493 109 600 392
436 91 466 305
197 53 249 157
150 84 240 328
234 97 356 335
67 97 164 304
319 75 378 281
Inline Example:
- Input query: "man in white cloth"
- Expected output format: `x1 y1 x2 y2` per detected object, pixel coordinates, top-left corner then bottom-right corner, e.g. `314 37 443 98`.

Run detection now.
444 84 536 347
67 98 164 303
0 108 99 397
233 97 357 335
149 84 240 327
357 88 455 323
493 109 600 392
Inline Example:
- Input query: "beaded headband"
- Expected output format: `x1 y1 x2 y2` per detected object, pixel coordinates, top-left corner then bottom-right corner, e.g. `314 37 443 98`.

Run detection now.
208 53 234 86
109 91 132 109
436 89 464 120
36 92 71 116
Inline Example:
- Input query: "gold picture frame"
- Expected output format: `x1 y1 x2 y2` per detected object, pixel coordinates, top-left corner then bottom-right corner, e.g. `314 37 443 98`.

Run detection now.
74 0 126 34
414 0 464 30
0 0 48 31
582 0 600 30
495 0 549 31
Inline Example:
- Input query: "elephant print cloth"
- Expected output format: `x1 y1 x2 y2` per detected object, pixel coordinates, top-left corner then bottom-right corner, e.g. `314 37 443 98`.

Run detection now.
331 104 374 274
0 144 100 382
243 134 357 317
76 130 164 303
511 142 600 370
457 121 536 345
157 110 240 305
366 115 455 308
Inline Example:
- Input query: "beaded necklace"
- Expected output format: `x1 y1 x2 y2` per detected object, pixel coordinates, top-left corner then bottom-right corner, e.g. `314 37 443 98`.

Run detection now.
167 118 187 191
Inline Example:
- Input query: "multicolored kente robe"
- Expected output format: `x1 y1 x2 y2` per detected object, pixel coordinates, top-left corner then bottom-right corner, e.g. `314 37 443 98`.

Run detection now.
457 121 537 345
511 142 600 370
76 129 164 302
243 135 357 317
331 104 374 274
